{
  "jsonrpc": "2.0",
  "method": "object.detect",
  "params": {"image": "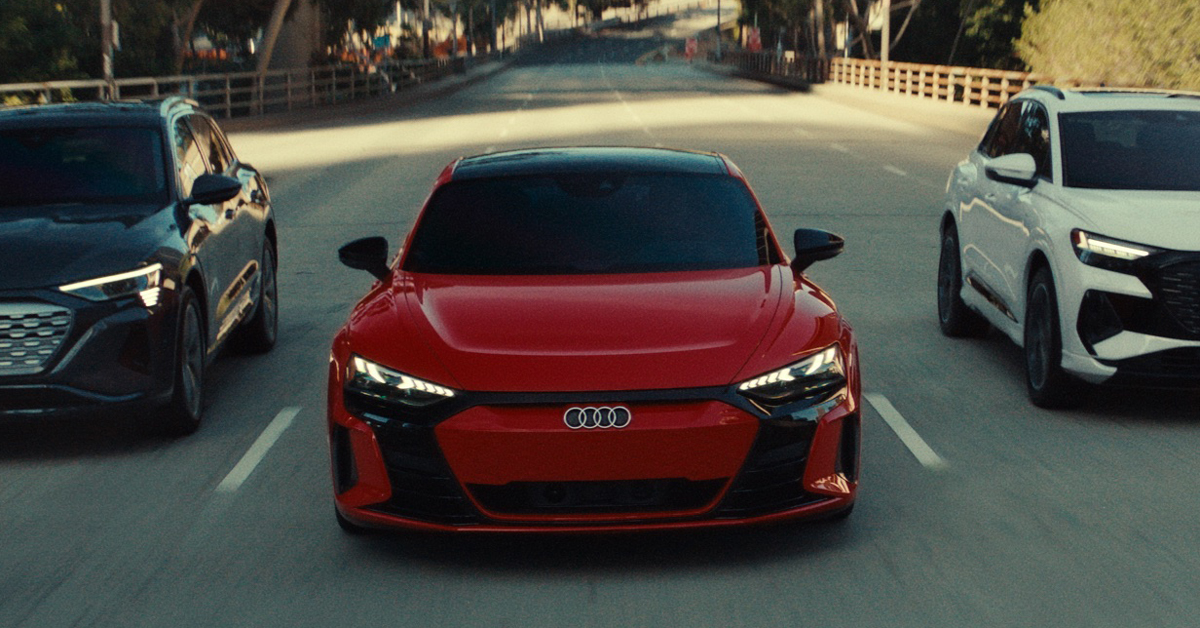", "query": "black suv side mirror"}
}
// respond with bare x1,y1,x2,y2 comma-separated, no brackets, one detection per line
339,236,391,280
184,174,242,206
791,228,844,273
